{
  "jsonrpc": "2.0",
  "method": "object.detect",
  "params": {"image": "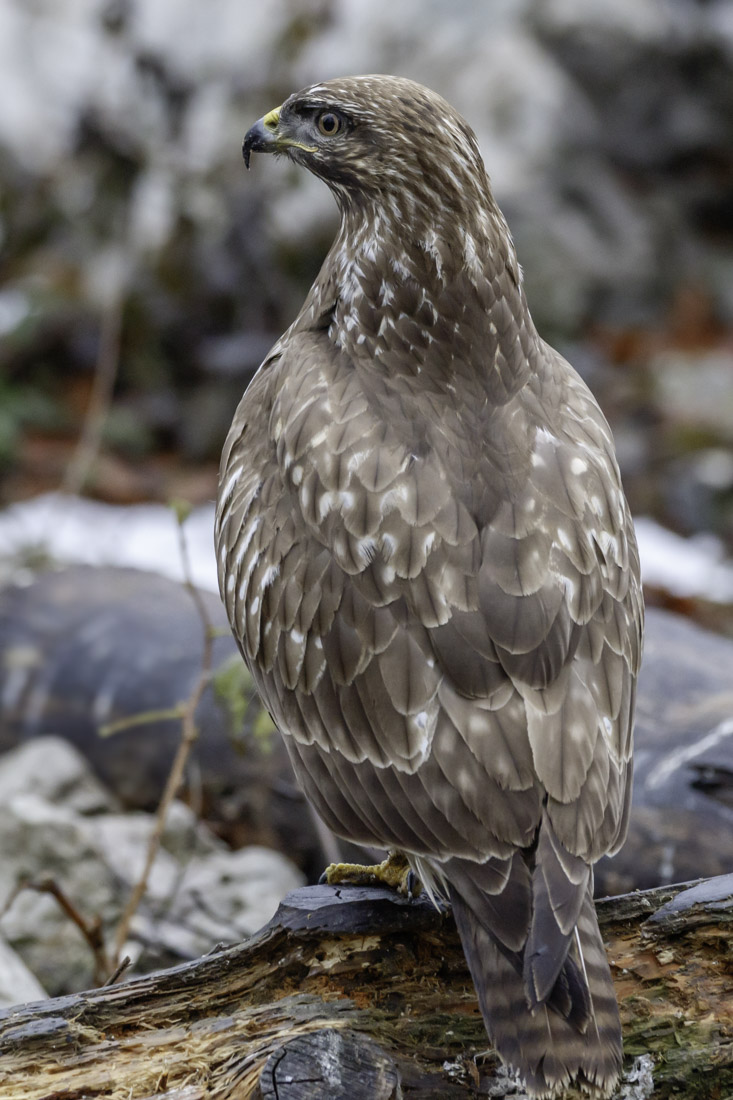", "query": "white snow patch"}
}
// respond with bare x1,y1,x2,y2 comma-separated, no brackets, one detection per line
0,493,218,592
635,515,733,602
